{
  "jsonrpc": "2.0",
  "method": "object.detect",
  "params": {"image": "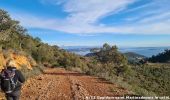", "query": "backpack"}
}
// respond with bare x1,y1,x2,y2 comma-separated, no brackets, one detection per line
1,68,17,93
